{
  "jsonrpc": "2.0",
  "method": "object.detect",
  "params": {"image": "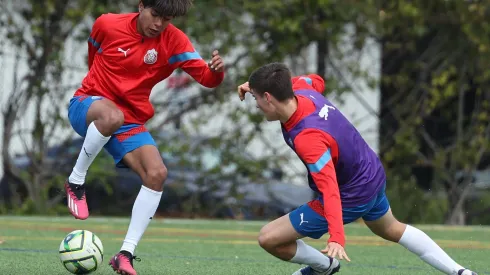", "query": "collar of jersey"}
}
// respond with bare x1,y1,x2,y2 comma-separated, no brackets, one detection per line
283,95,315,131
127,13,143,39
